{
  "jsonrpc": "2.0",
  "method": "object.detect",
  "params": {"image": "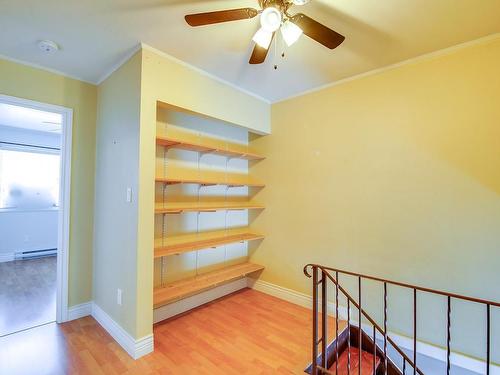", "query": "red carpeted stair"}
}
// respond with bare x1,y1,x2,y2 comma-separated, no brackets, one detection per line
329,347,381,375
